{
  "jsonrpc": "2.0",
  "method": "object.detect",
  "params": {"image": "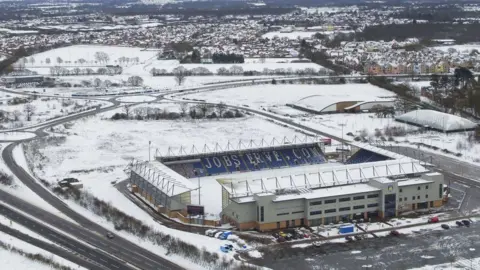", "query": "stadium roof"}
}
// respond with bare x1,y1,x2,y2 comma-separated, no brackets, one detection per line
395,109,478,132
129,160,196,197
217,159,428,198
